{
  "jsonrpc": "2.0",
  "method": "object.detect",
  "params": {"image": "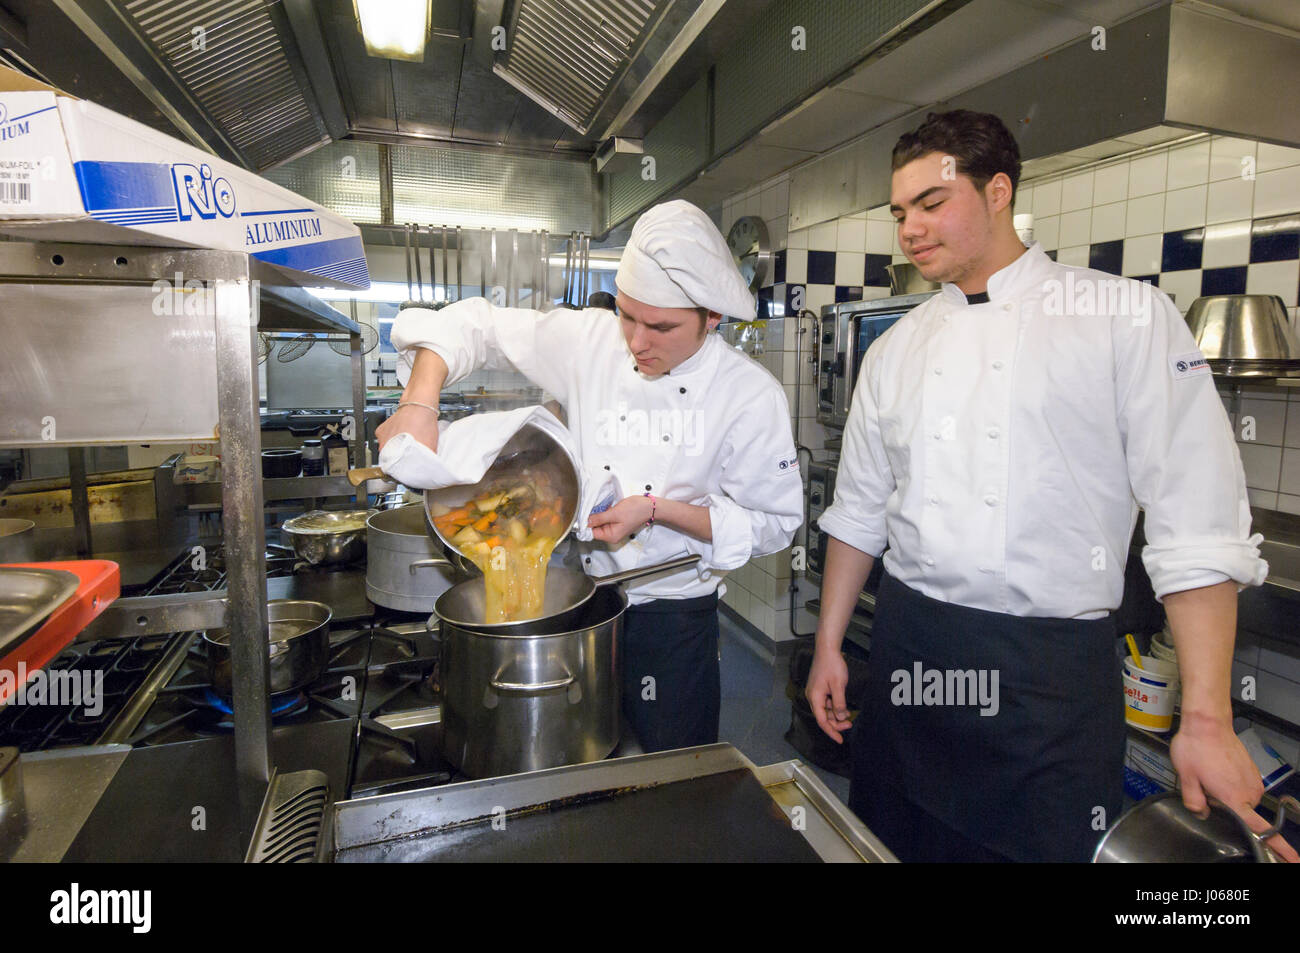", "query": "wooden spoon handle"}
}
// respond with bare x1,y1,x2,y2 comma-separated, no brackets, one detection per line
347,466,386,487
